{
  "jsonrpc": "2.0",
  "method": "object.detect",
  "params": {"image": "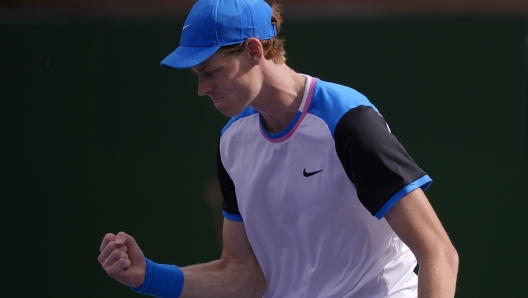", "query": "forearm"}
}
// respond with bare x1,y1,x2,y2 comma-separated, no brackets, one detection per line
417,247,459,298
170,220,264,297
180,258,265,298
